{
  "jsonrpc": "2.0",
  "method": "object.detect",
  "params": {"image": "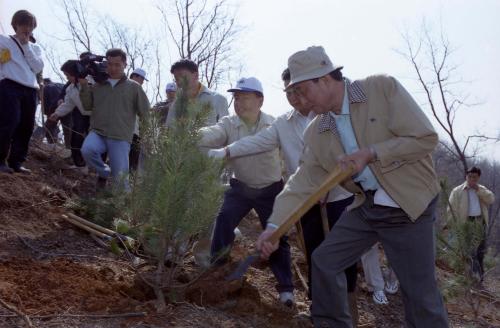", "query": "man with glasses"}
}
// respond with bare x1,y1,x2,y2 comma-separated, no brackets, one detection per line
256,46,449,327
